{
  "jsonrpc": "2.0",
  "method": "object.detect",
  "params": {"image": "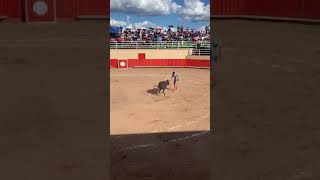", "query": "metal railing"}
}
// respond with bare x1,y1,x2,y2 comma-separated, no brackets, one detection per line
191,49,211,56
110,41,210,49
